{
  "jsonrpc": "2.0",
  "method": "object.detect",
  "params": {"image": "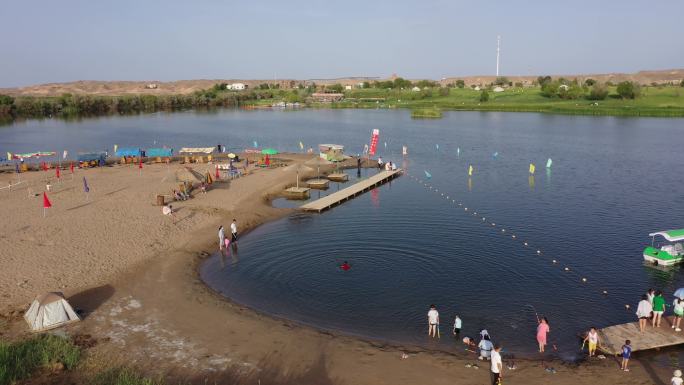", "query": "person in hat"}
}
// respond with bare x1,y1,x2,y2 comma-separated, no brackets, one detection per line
671,369,683,385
